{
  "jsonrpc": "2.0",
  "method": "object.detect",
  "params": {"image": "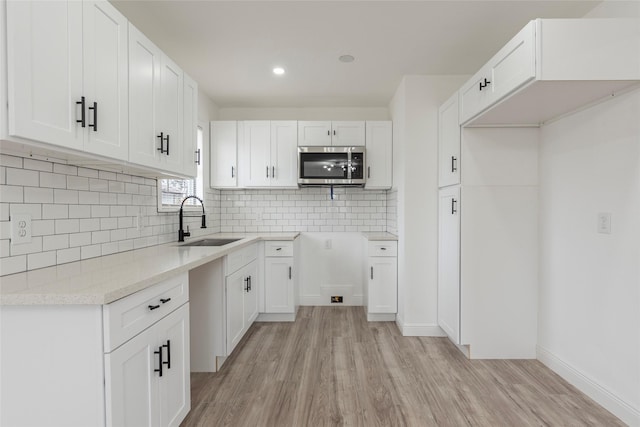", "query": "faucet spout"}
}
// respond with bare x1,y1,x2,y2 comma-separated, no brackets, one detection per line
178,195,206,242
